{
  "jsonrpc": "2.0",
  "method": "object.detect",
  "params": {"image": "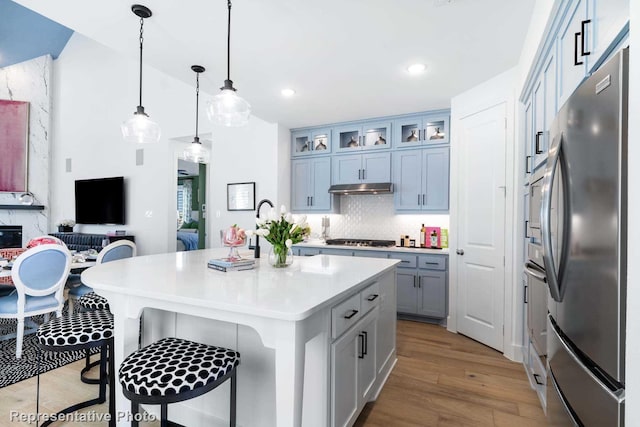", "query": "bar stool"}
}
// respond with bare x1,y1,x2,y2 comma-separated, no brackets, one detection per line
35,309,116,427
119,337,240,427
76,292,111,385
